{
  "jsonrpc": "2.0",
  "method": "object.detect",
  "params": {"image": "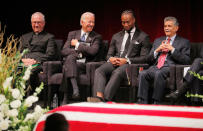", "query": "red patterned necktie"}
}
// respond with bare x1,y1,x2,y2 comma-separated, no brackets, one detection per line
157,38,171,69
